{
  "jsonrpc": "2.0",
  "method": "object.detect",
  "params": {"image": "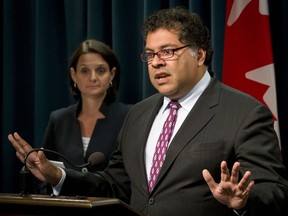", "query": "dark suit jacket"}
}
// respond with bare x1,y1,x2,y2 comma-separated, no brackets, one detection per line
61,73,288,216
43,101,132,172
